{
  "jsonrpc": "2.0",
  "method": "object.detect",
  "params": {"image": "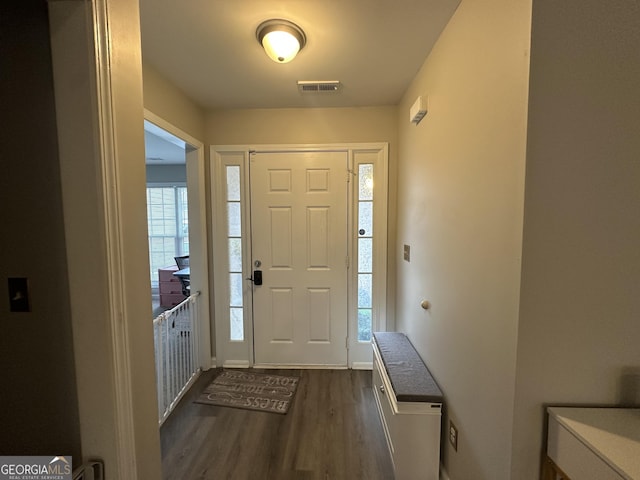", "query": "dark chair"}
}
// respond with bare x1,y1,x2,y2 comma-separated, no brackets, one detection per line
174,255,190,269
174,255,190,296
